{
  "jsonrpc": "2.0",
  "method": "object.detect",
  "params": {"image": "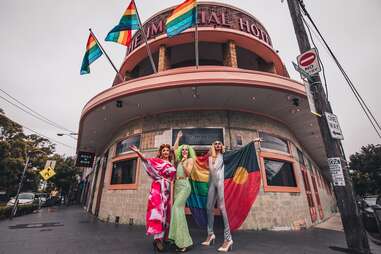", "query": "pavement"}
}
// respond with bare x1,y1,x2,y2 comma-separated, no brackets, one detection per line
0,206,380,254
